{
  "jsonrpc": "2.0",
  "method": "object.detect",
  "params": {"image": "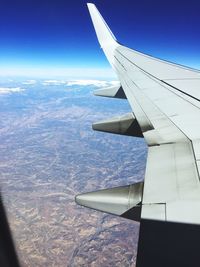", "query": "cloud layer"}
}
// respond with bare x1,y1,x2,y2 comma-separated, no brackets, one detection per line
22,80,37,85
66,80,119,87
0,87,25,94
40,79,119,87
42,80,66,86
